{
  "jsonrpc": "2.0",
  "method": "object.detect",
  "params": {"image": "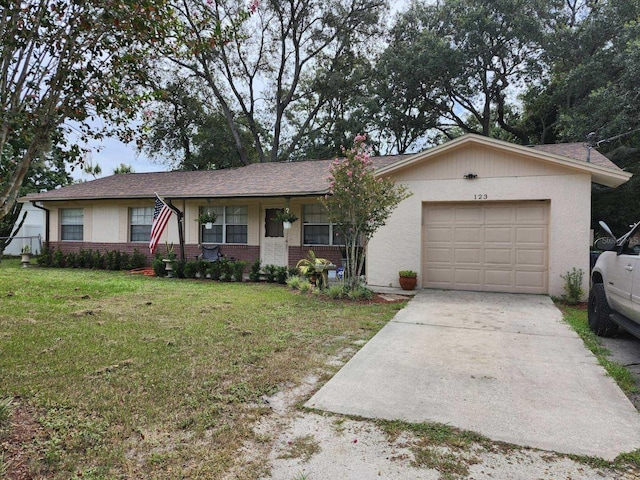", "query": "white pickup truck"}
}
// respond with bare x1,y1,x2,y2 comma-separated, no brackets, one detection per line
589,221,640,339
